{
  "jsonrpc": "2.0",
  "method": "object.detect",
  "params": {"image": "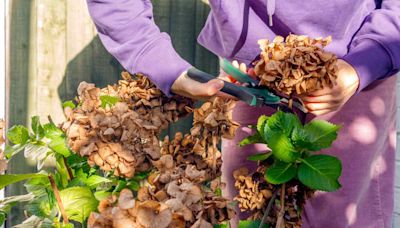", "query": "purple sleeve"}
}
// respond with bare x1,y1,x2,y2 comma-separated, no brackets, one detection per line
342,0,400,92
86,0,192,96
